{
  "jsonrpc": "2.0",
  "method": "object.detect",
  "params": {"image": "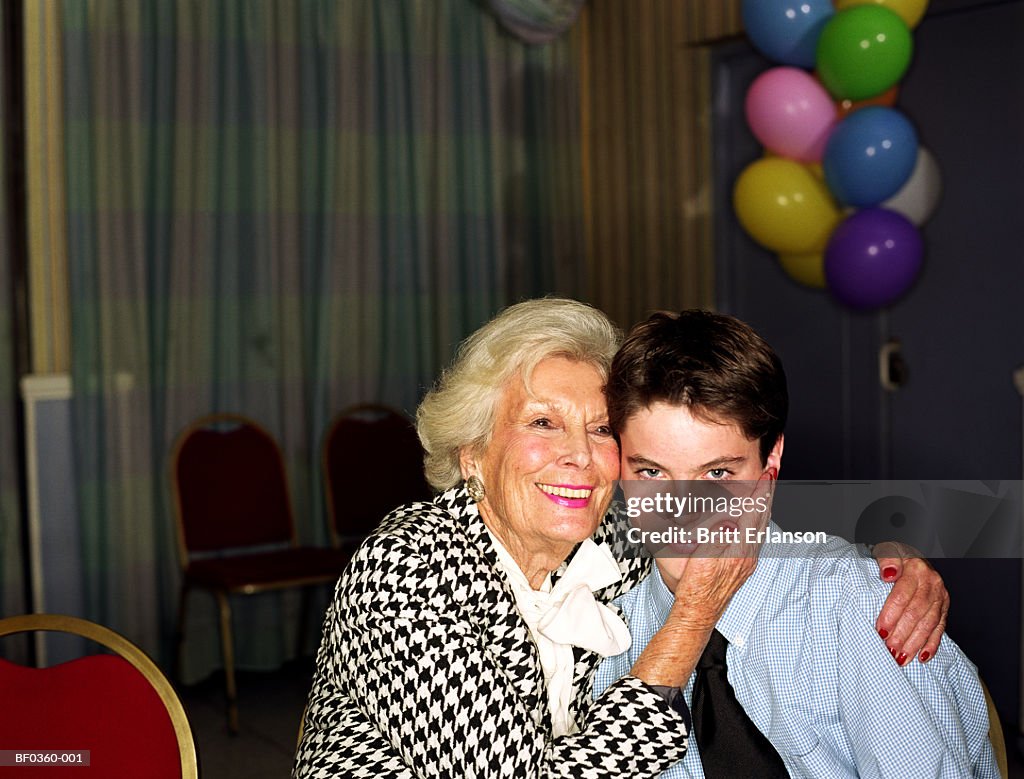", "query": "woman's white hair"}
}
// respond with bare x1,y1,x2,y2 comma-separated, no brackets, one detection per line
417,298,622,490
